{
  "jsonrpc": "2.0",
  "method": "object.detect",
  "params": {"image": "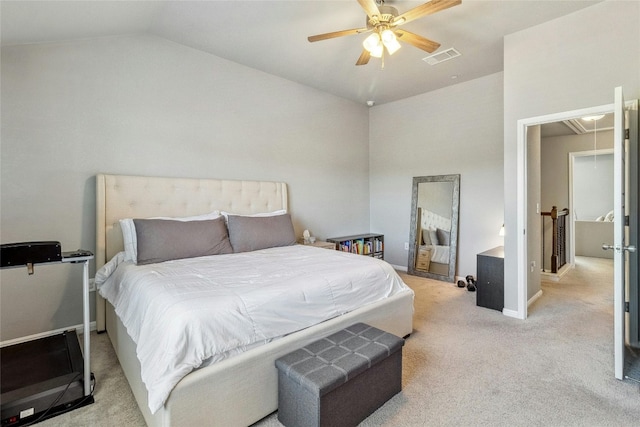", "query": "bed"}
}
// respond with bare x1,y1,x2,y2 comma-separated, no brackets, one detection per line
94,174,414,427
415,208,451,275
